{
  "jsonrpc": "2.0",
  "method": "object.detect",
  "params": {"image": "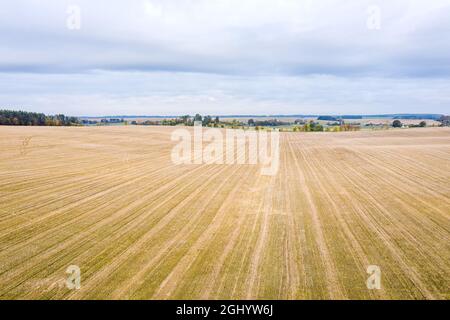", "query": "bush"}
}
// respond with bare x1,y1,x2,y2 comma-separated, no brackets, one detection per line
392,120,403,128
